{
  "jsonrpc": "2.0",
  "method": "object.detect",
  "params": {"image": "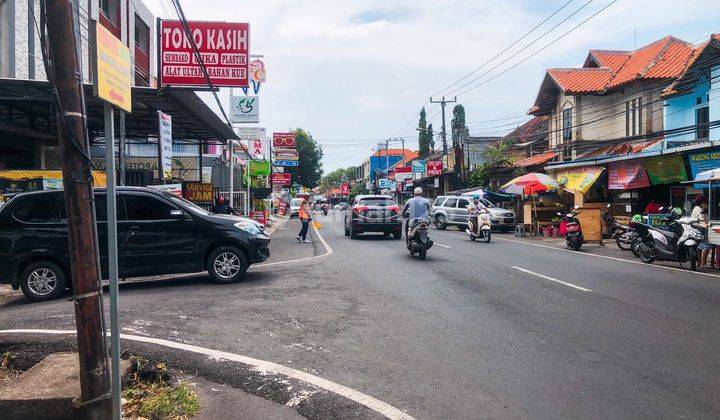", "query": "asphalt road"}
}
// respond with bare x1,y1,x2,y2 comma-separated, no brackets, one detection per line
2,210,720,419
